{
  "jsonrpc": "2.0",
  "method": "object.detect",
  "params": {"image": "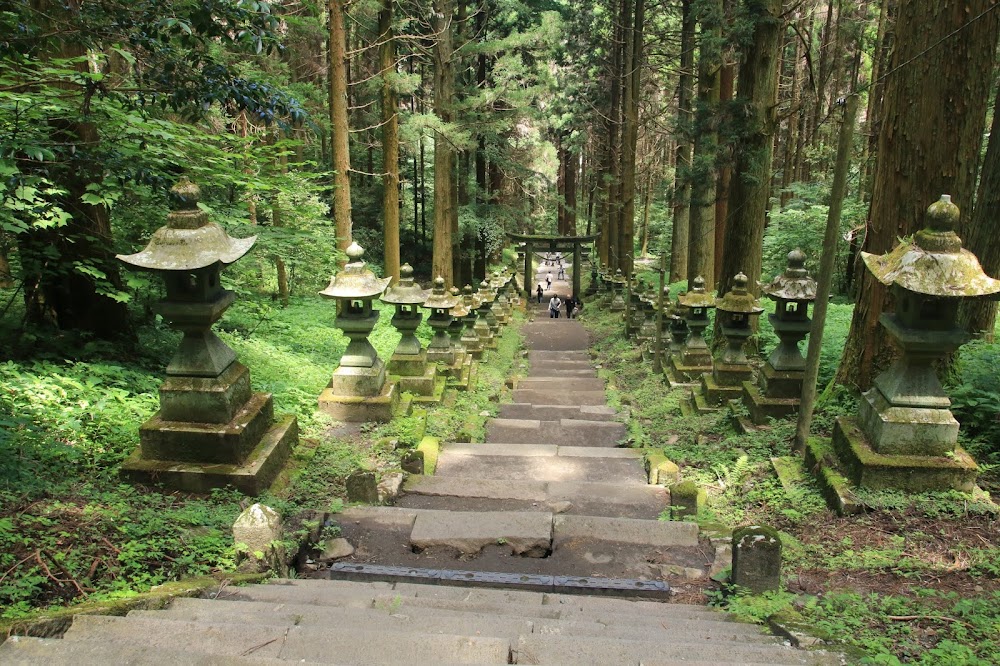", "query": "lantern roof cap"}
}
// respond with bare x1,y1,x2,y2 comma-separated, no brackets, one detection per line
678,276,716,308
319,242,391,299
763,249,817,301
462,284,481,309
381,264,429,305
117,178,255,271
423,276,460,309
862,194,1000,298
717,273,765,314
